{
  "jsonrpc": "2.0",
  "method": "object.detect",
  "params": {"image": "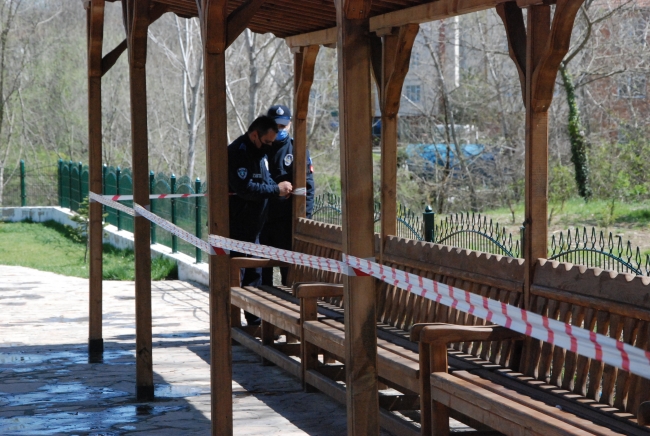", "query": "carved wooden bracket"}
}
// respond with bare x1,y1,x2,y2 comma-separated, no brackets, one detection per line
383,24,419,117
294,45,320,120
497,0,584,111
226,0,267,48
